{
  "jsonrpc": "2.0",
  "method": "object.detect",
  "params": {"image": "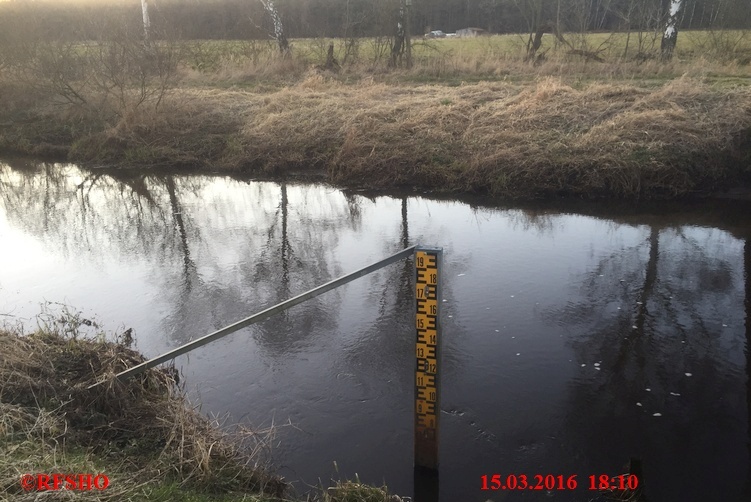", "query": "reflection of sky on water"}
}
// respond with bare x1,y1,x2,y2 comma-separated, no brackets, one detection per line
1,160,749,501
